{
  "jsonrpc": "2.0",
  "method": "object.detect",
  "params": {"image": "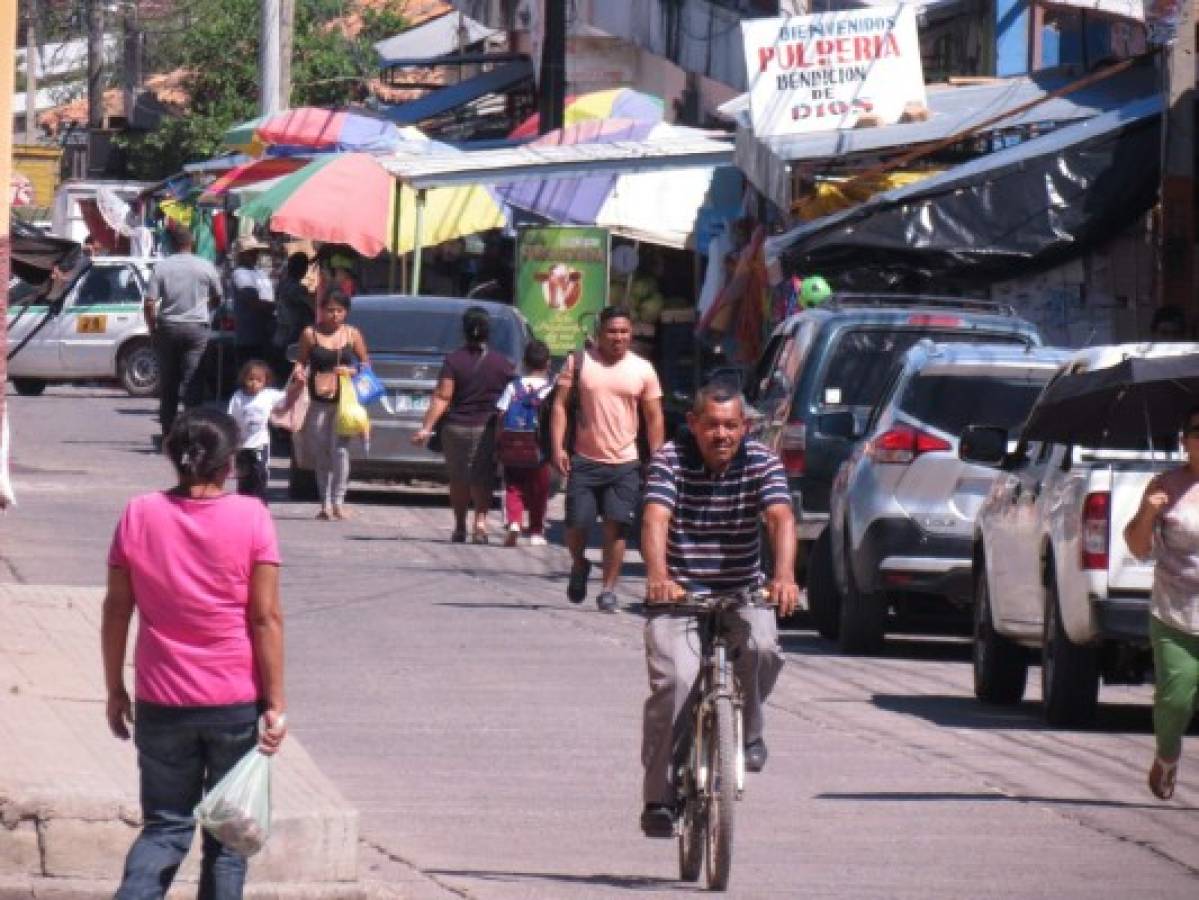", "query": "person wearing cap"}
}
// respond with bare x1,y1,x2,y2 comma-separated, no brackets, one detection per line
232,236,277,370
317,251,358,306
